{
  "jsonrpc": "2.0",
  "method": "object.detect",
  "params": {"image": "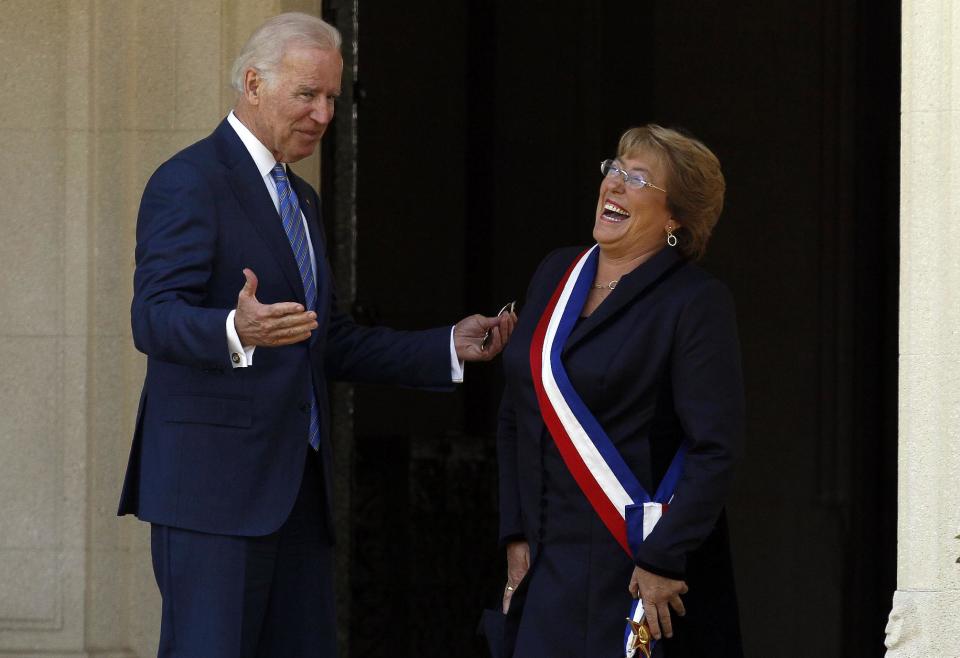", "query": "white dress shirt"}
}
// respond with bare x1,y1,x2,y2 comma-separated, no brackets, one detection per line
223,111,463,381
